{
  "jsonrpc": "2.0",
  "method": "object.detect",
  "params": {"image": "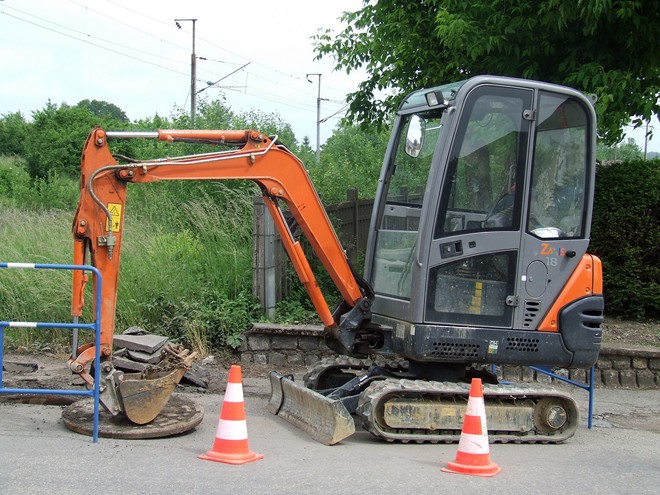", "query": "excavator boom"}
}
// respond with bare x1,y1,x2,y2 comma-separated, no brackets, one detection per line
70,127,371,422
